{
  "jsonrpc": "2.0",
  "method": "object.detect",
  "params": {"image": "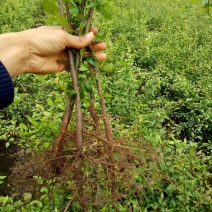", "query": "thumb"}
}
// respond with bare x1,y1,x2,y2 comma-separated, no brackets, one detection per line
63,31,94,49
